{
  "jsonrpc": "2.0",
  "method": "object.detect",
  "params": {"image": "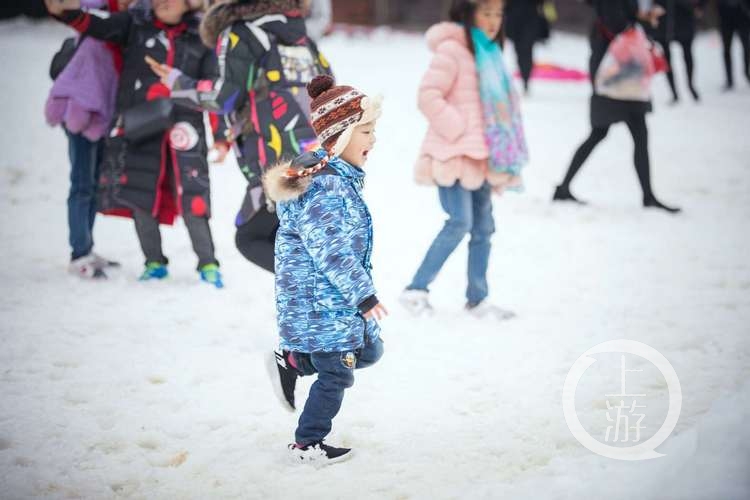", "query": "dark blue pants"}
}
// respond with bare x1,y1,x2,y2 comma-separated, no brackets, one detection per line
65,130,102,261
294,337,384,446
